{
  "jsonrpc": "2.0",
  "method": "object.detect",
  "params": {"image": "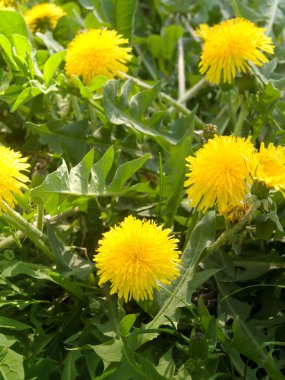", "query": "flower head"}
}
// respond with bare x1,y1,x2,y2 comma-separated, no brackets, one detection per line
0,146,30,213
65,29,132,84
25,3,66,33
94,215,180,302
0,0,25,7
198,18,274,84
252,143,285,192
185,135,254,213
